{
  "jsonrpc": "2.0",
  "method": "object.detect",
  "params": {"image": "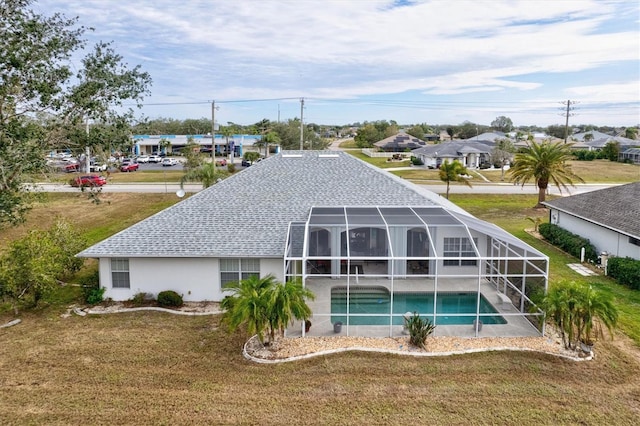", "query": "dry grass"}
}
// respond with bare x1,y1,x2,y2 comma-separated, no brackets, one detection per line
2,193,640,424
1,310,639,425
